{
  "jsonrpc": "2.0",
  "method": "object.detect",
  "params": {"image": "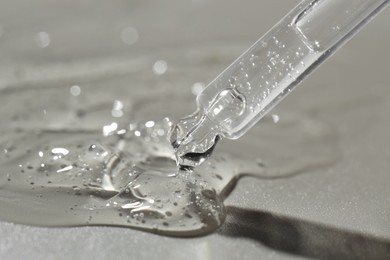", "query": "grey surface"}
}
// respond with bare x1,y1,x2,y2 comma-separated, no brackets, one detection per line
1,0,390,259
